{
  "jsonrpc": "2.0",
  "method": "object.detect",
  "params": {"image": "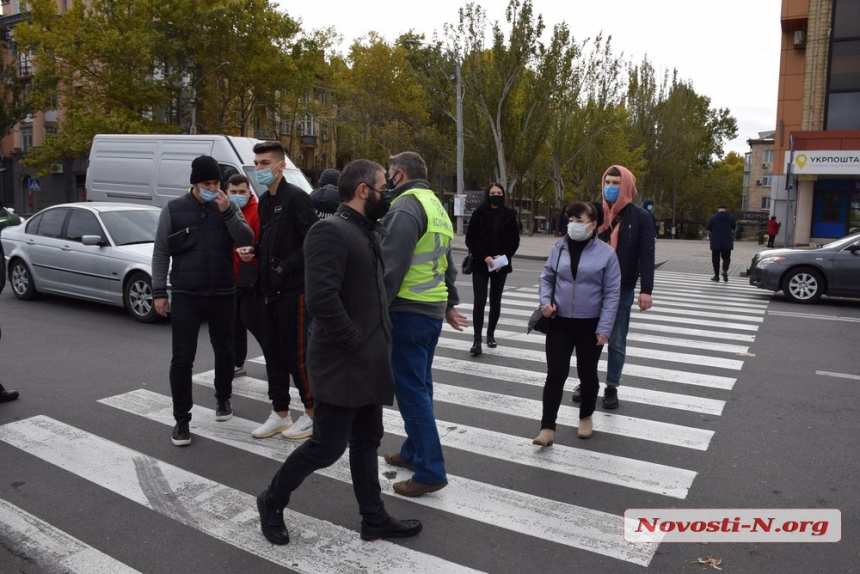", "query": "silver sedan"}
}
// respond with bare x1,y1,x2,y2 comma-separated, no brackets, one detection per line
1,203,162,322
